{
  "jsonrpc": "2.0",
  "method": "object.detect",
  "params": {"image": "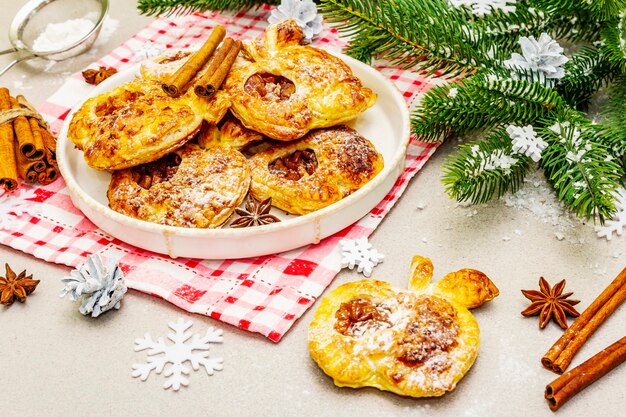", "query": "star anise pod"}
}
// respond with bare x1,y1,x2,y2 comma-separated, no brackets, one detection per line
521,277,581,329
82,66,118,85
231,196,280,228
0,263,40,305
